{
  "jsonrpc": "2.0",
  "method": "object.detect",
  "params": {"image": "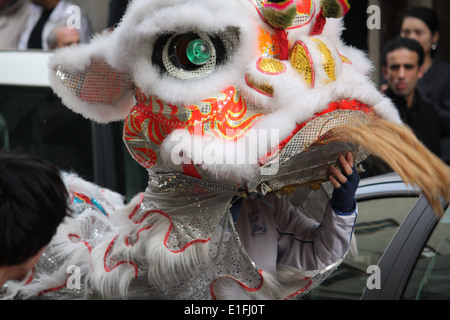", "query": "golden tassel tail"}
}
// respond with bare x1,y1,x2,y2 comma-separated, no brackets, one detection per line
330,118,450,217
